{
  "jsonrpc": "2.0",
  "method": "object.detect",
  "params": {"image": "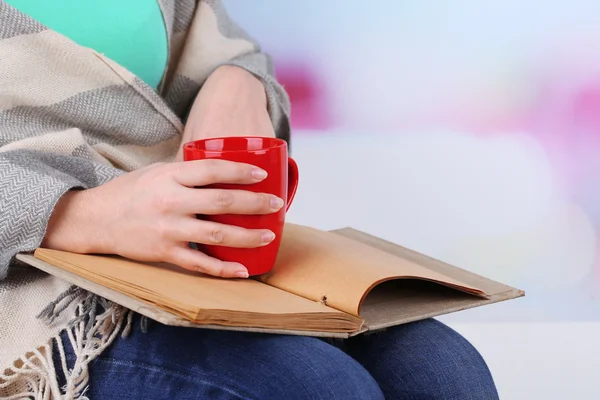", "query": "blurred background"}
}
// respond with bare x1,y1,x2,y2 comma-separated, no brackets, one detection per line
225,1,599,398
